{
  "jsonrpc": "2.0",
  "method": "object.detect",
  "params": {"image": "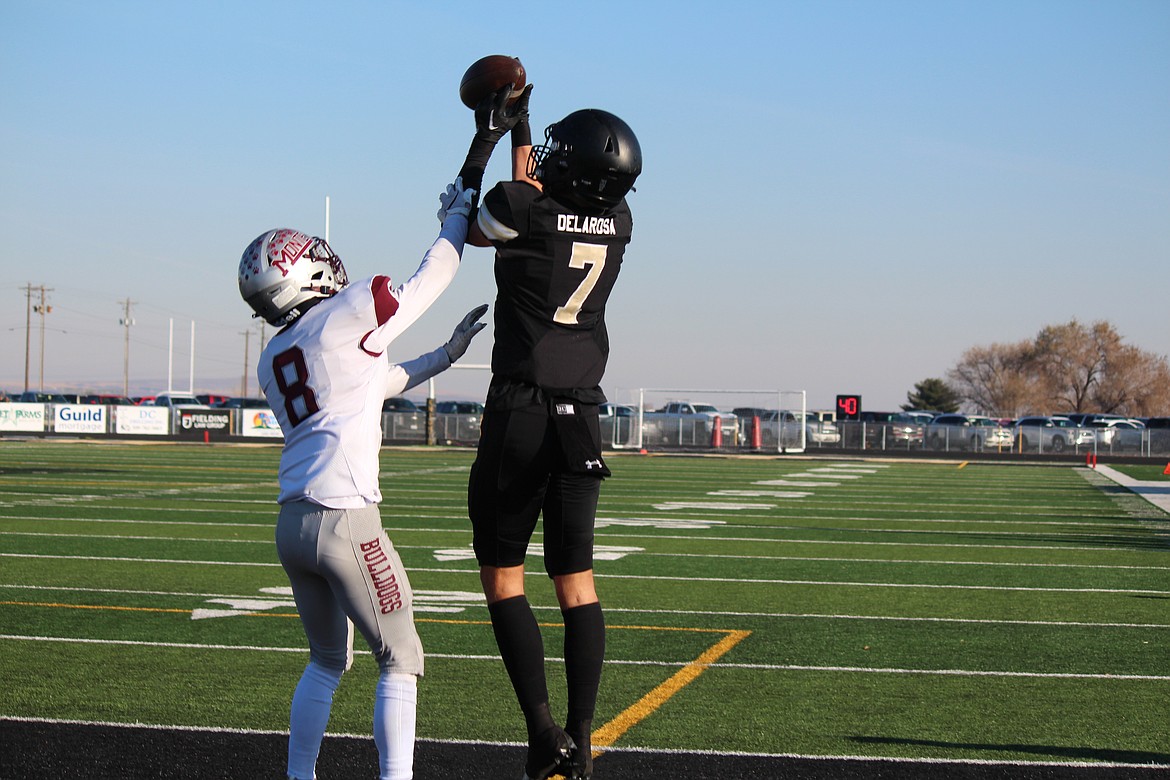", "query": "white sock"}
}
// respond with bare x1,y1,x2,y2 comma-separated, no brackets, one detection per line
287,661,343,780
374,671,418,780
